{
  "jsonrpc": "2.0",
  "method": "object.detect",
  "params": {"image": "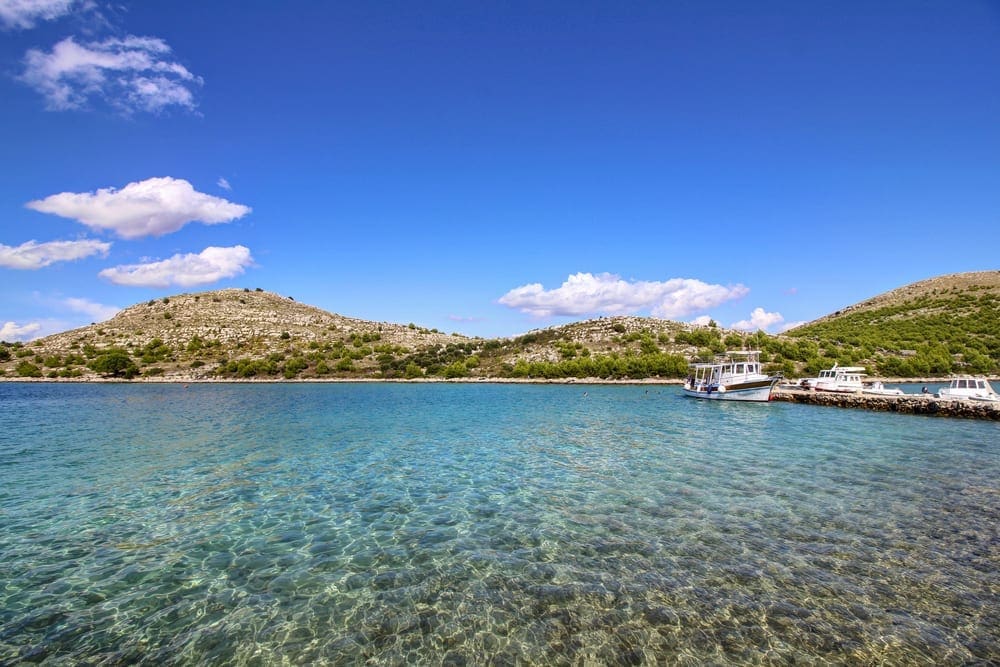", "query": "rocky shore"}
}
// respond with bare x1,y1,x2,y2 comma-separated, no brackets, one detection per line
772,387,1000,420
